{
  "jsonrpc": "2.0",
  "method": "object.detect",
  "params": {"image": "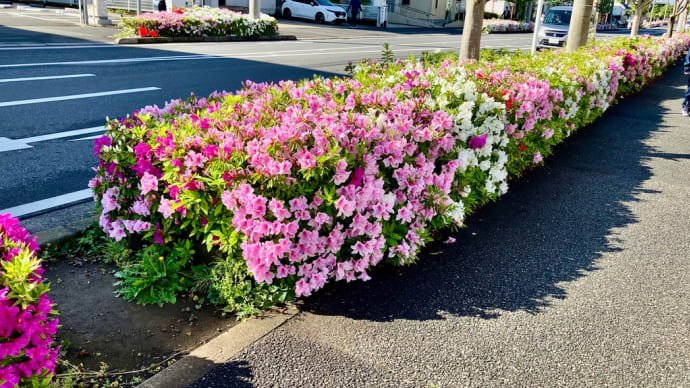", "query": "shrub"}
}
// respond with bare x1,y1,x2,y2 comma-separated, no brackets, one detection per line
118,6,278,38
90,34,690,313
483,19,534,33
0,215,59,388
